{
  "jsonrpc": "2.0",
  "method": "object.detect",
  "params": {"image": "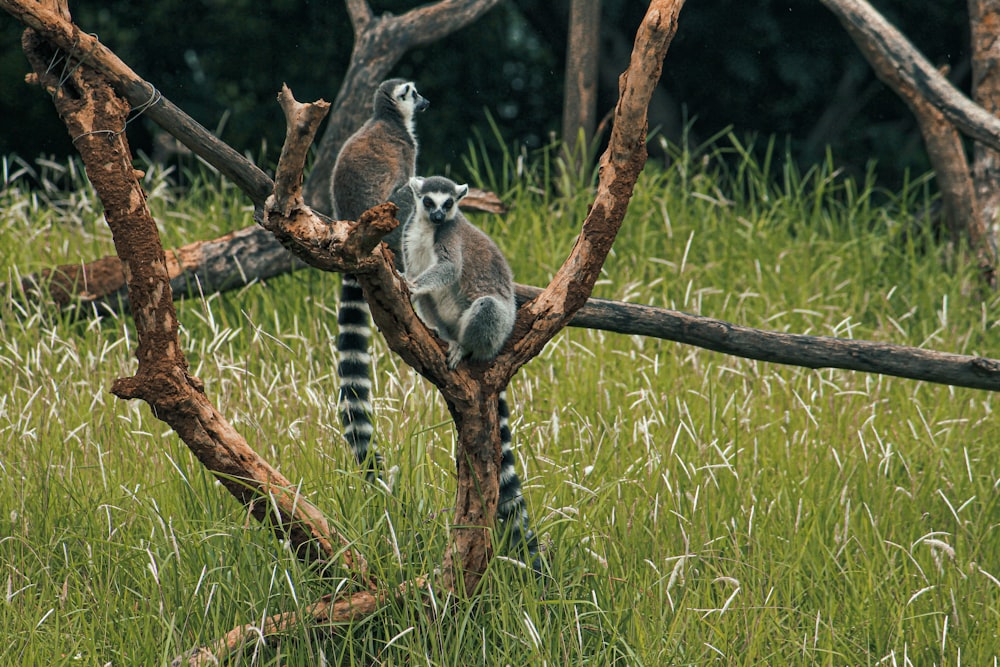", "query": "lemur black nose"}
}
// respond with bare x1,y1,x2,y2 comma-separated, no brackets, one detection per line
430,210,445,223
416,97,430,113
